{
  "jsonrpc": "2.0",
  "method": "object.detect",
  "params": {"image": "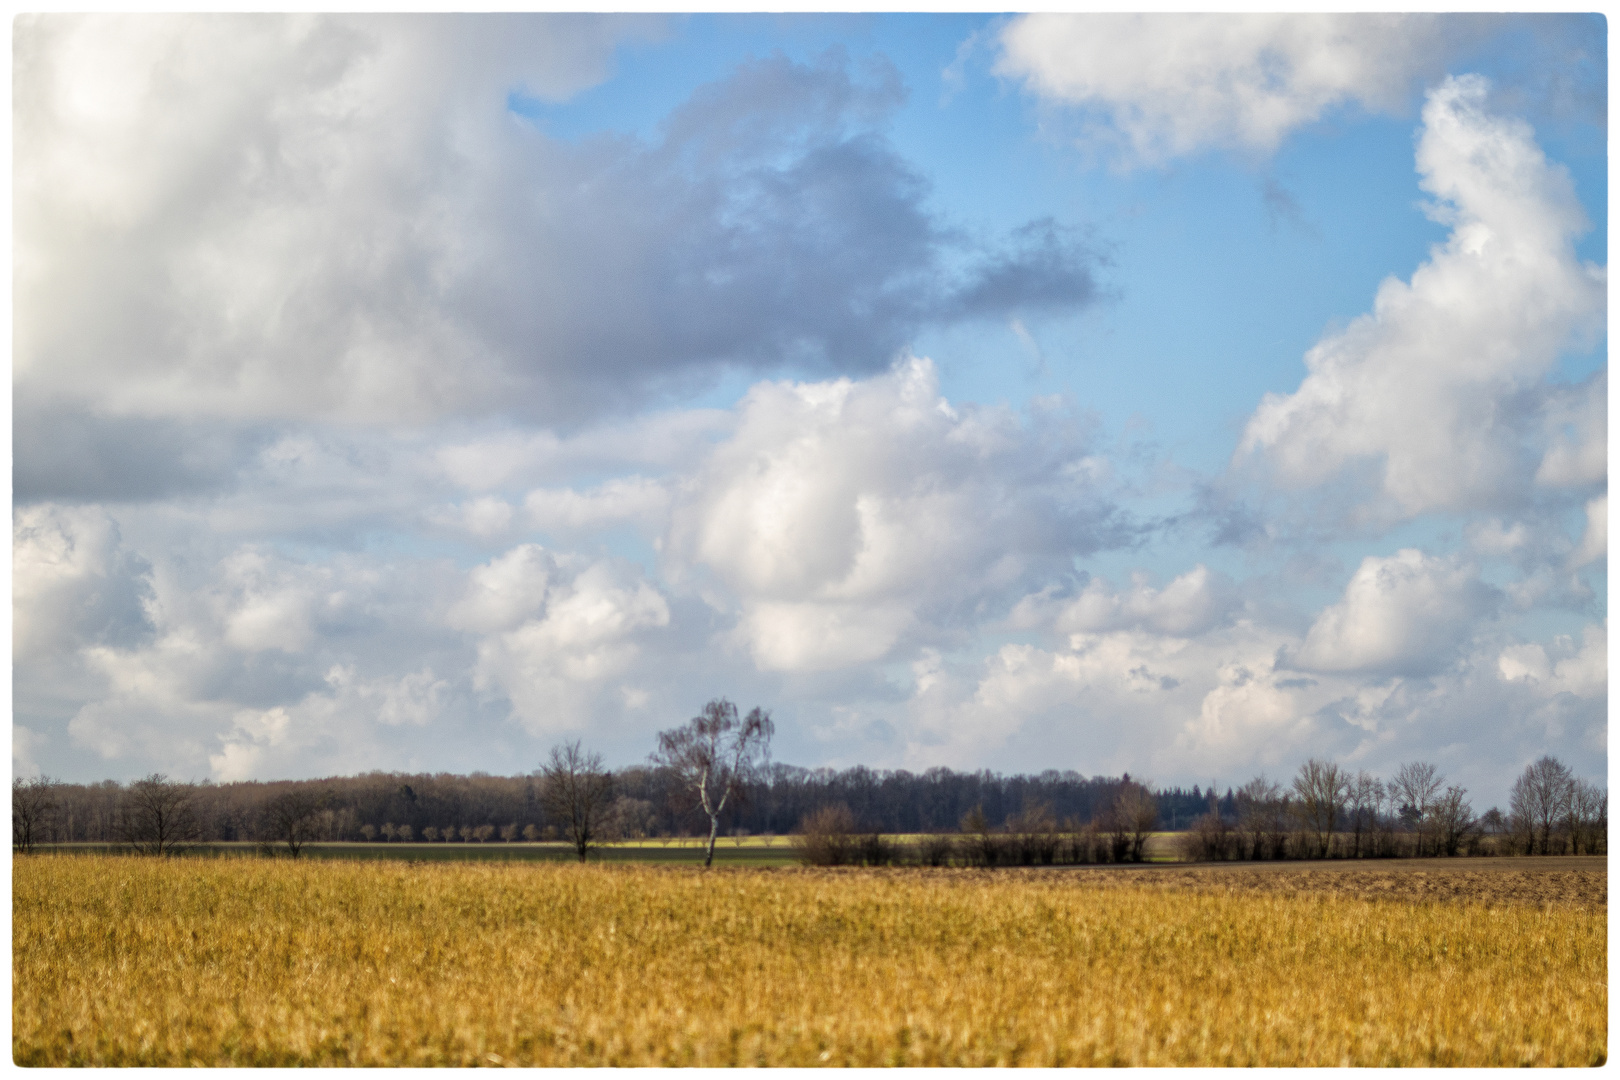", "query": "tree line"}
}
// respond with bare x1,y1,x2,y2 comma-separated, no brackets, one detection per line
12,698,1604,864
1178,755,1606,861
